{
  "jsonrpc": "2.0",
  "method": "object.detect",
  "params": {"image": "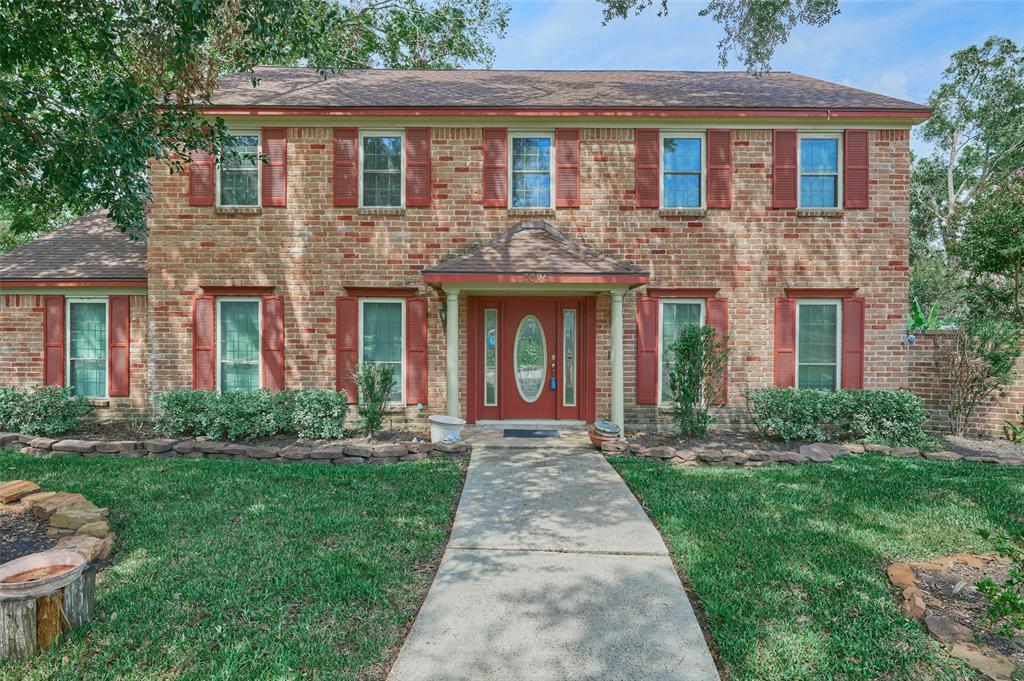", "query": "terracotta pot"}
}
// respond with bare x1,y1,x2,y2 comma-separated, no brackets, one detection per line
588,430,618,448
